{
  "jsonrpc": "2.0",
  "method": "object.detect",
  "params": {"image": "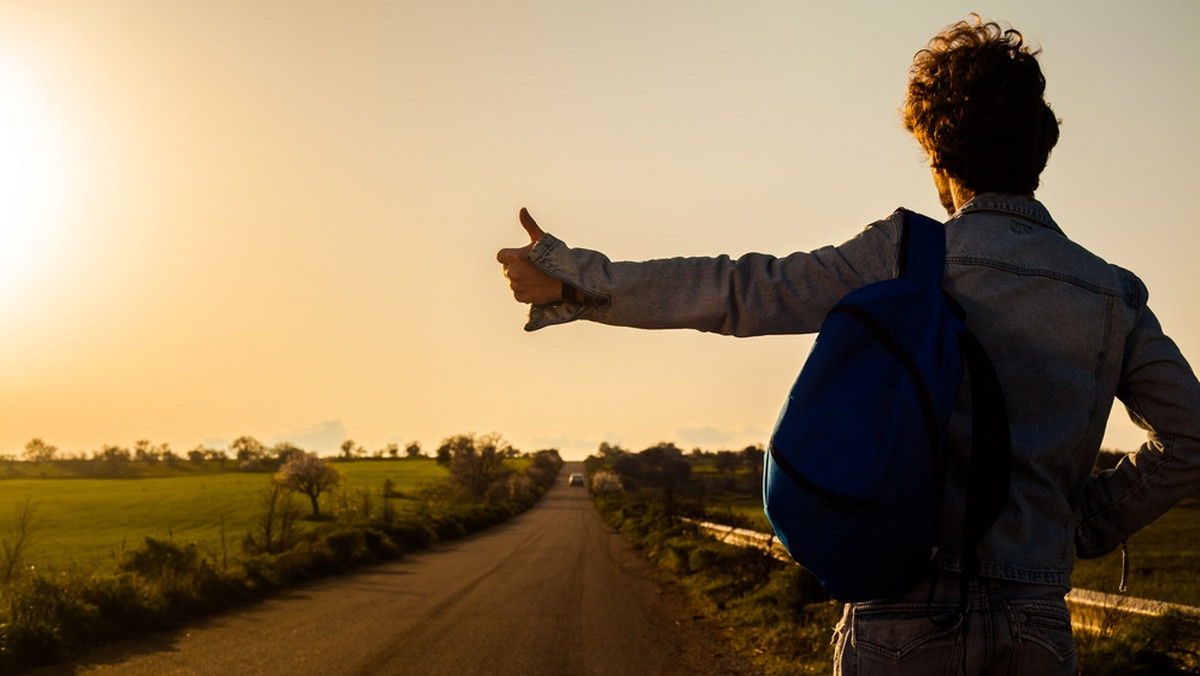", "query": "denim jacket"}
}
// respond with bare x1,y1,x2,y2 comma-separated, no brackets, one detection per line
522,194,1200,587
